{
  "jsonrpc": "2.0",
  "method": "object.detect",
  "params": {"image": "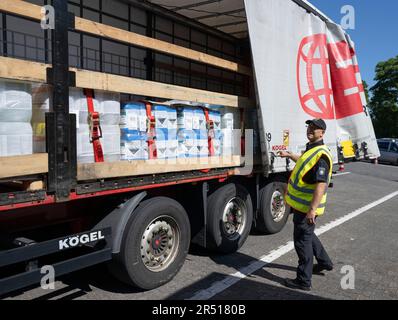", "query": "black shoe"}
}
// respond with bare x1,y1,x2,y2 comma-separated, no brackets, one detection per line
284,278,311,291
313,264,334,274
